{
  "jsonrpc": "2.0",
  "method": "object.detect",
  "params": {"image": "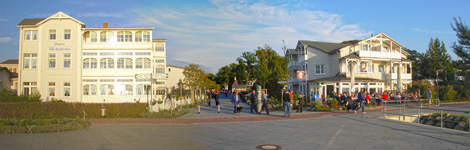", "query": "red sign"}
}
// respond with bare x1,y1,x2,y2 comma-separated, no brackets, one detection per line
297,71,305,79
